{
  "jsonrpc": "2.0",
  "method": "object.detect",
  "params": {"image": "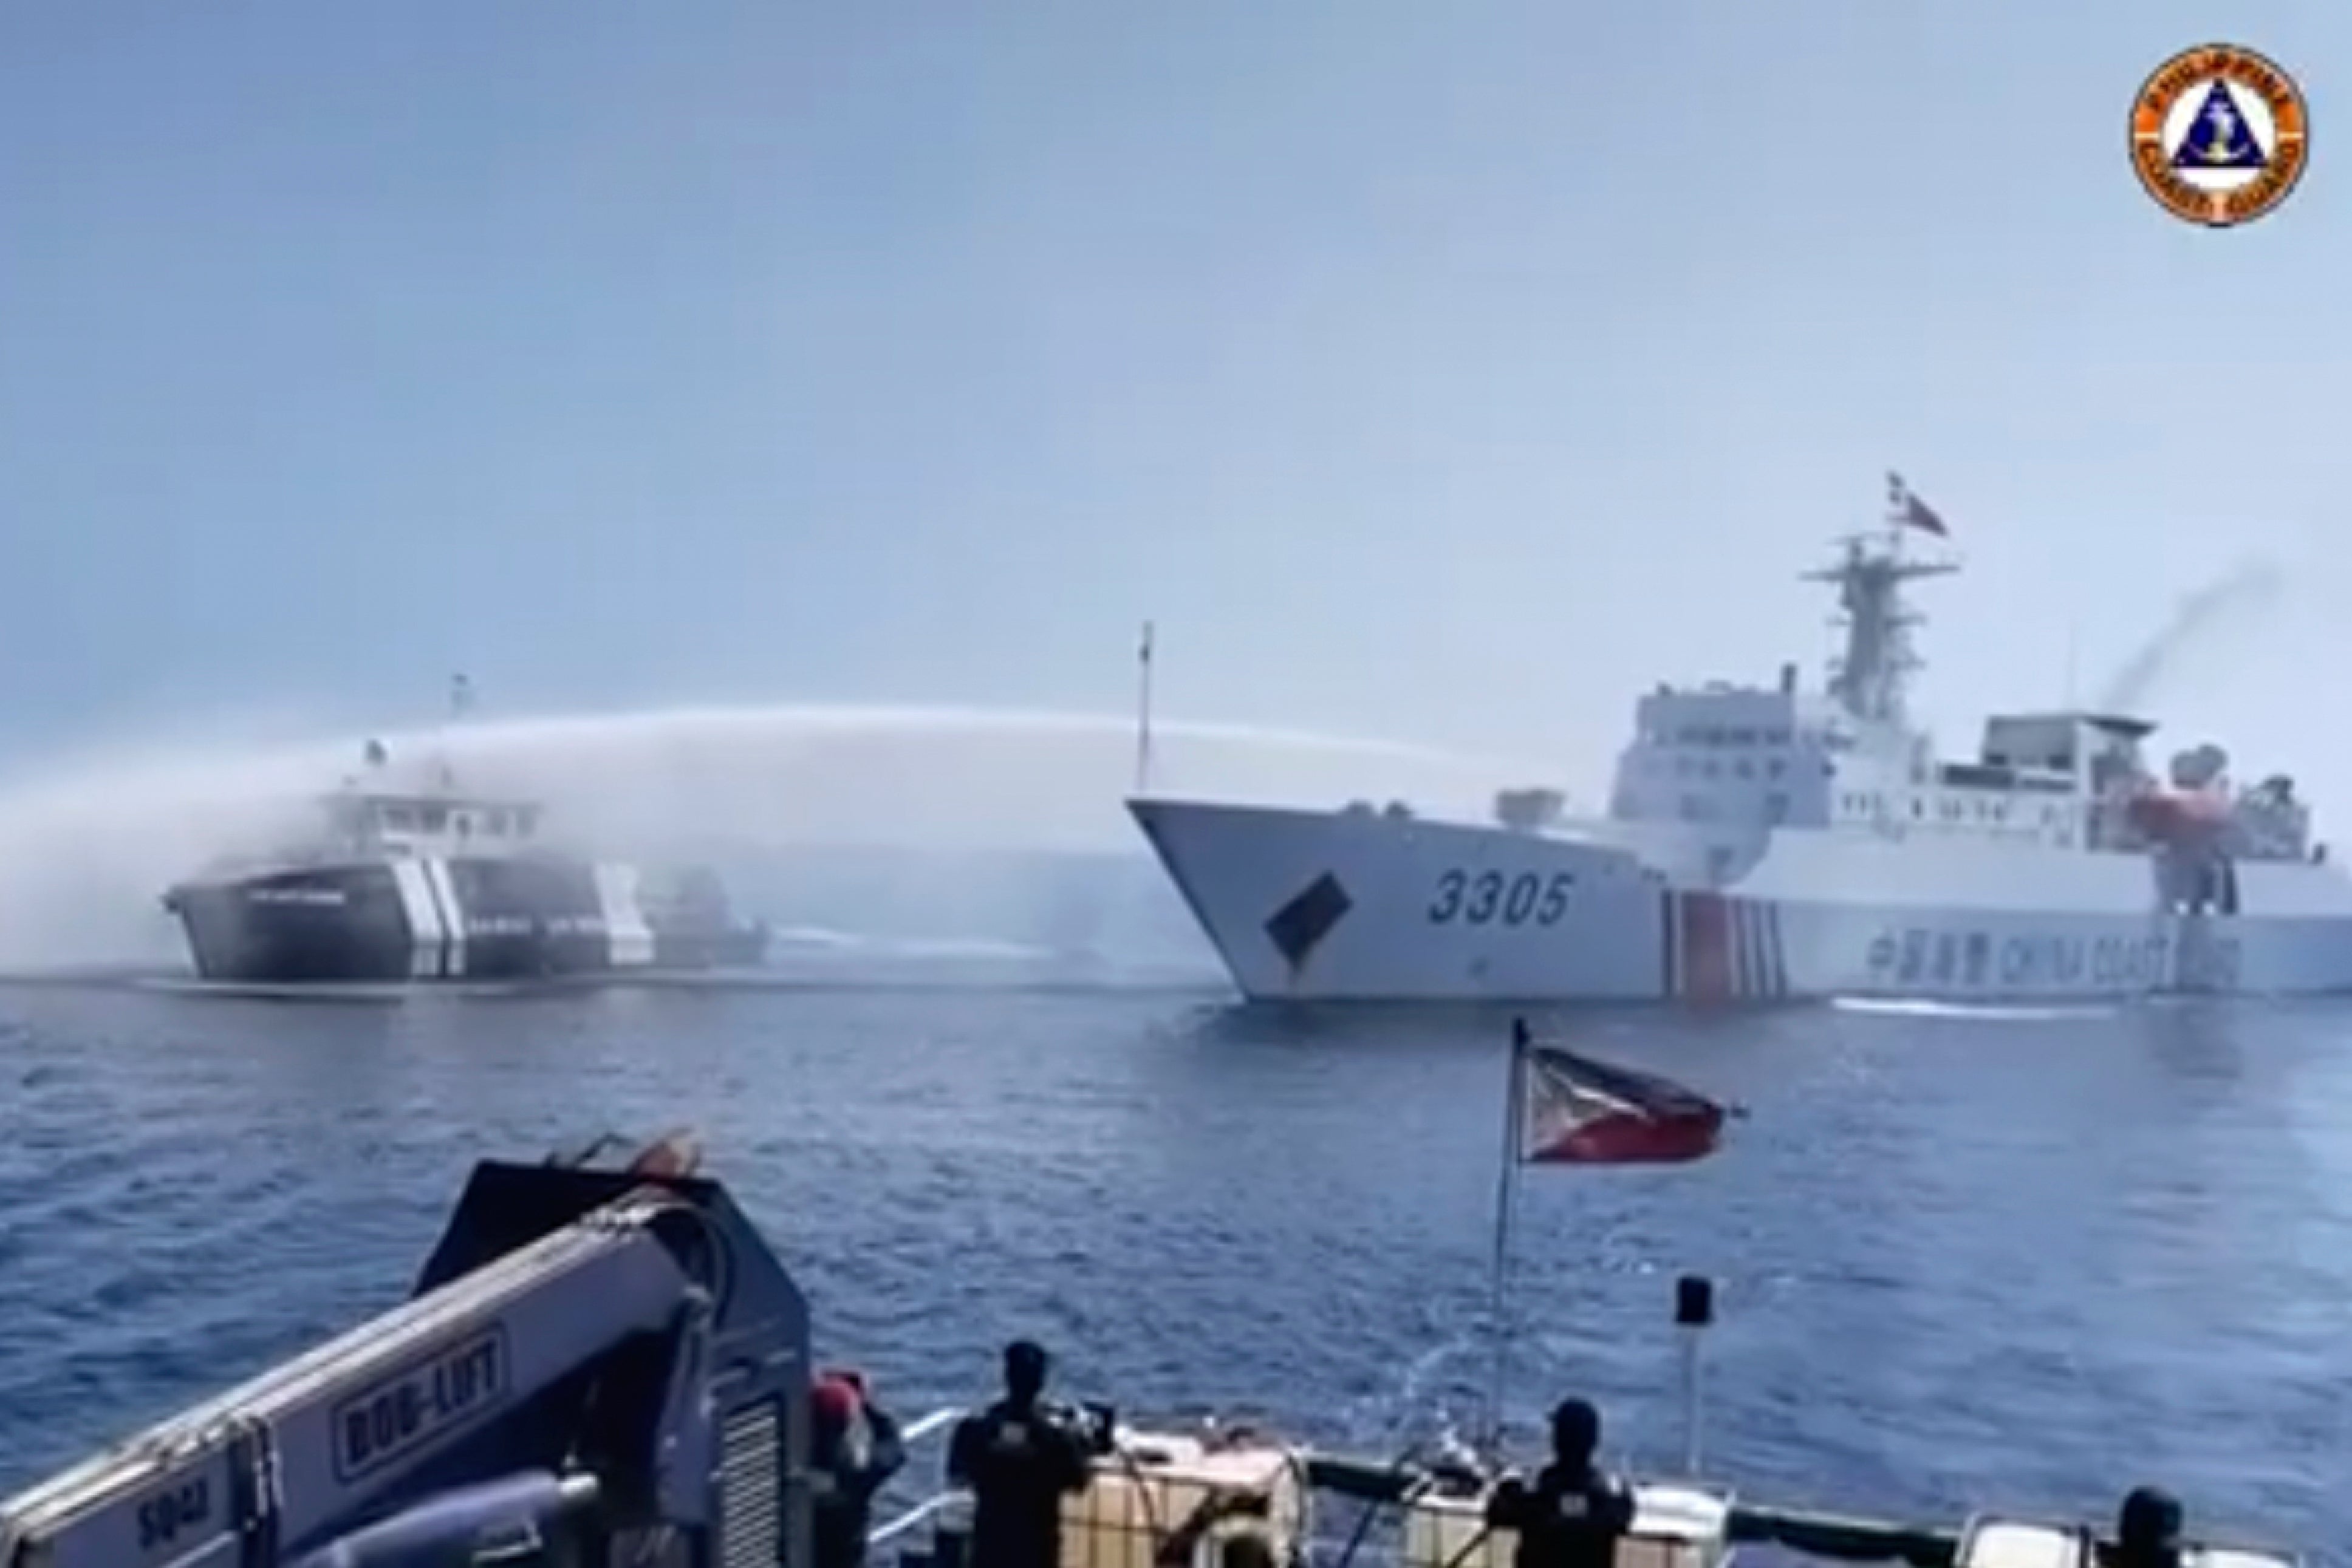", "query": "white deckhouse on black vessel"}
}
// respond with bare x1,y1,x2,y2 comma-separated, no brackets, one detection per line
162,729,769,986
1131,477,2351,1003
